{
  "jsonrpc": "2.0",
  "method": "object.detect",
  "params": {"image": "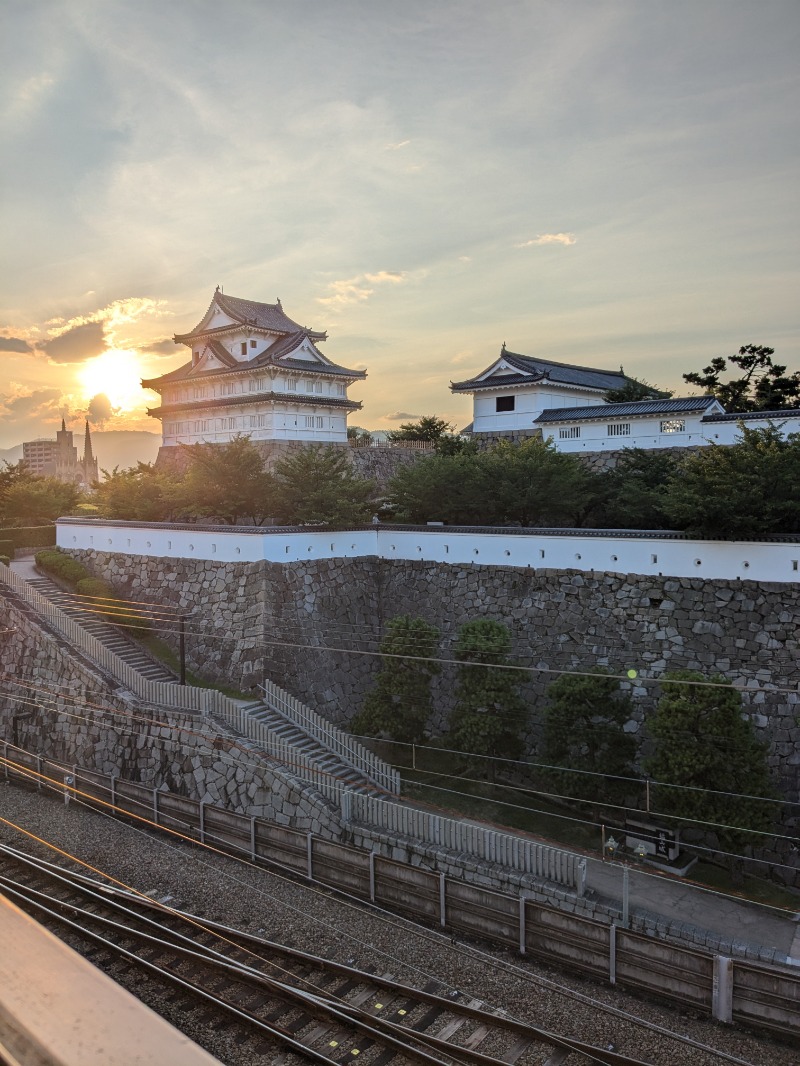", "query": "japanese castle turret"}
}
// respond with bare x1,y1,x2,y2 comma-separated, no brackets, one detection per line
143,289,366,448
